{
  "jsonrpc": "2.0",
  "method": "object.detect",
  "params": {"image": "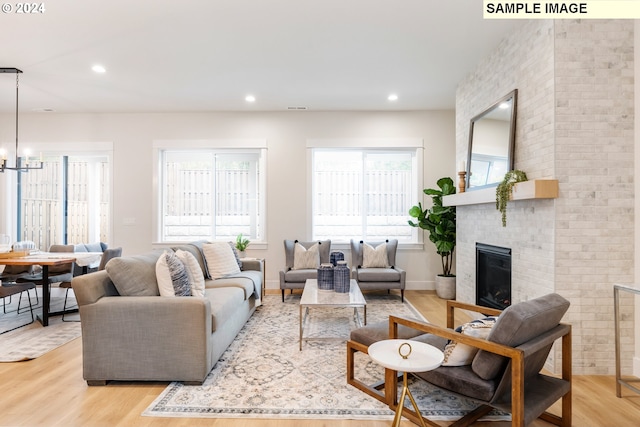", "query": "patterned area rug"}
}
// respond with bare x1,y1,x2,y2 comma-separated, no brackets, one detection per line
0,292,81,362
143,294,510,421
